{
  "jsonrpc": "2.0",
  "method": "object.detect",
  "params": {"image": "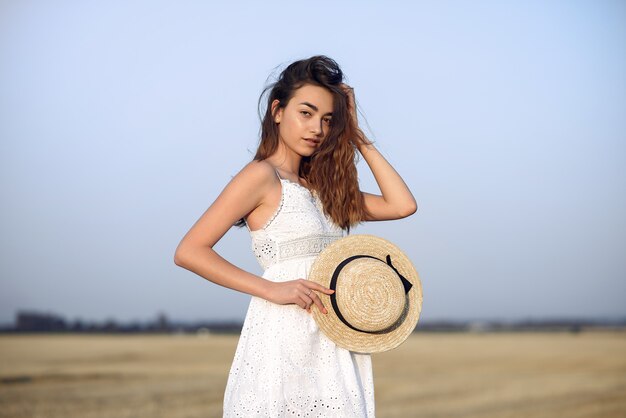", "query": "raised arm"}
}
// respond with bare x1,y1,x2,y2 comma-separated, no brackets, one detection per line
358,142,418,221
340,83,418,221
